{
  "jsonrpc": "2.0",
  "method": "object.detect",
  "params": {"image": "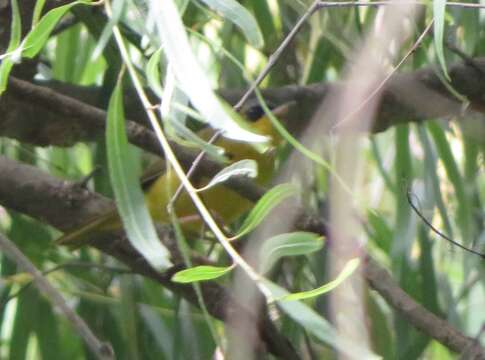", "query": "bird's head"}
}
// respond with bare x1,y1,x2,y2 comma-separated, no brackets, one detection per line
241,100,294,146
